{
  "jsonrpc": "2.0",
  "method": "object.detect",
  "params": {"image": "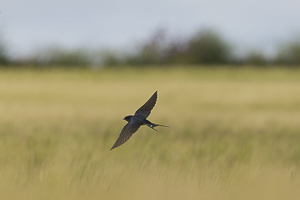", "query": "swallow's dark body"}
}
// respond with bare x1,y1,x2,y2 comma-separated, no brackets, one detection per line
110,91,168,150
